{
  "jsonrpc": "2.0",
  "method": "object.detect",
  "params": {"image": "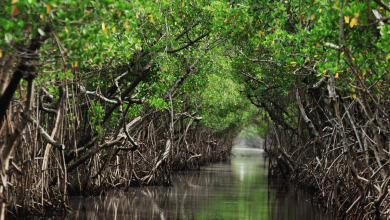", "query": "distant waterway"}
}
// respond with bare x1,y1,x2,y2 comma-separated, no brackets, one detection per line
62,146,326,220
